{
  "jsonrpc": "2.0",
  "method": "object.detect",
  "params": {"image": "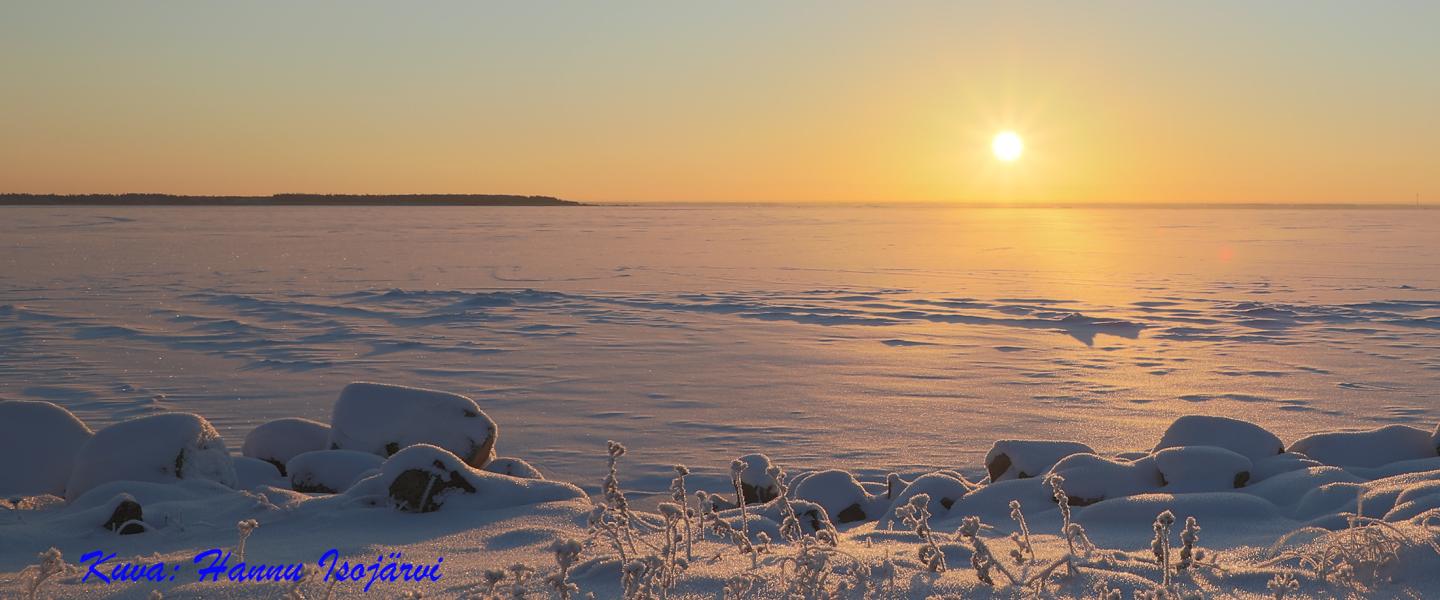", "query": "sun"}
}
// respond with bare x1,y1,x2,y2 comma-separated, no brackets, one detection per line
992,131,1023,162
